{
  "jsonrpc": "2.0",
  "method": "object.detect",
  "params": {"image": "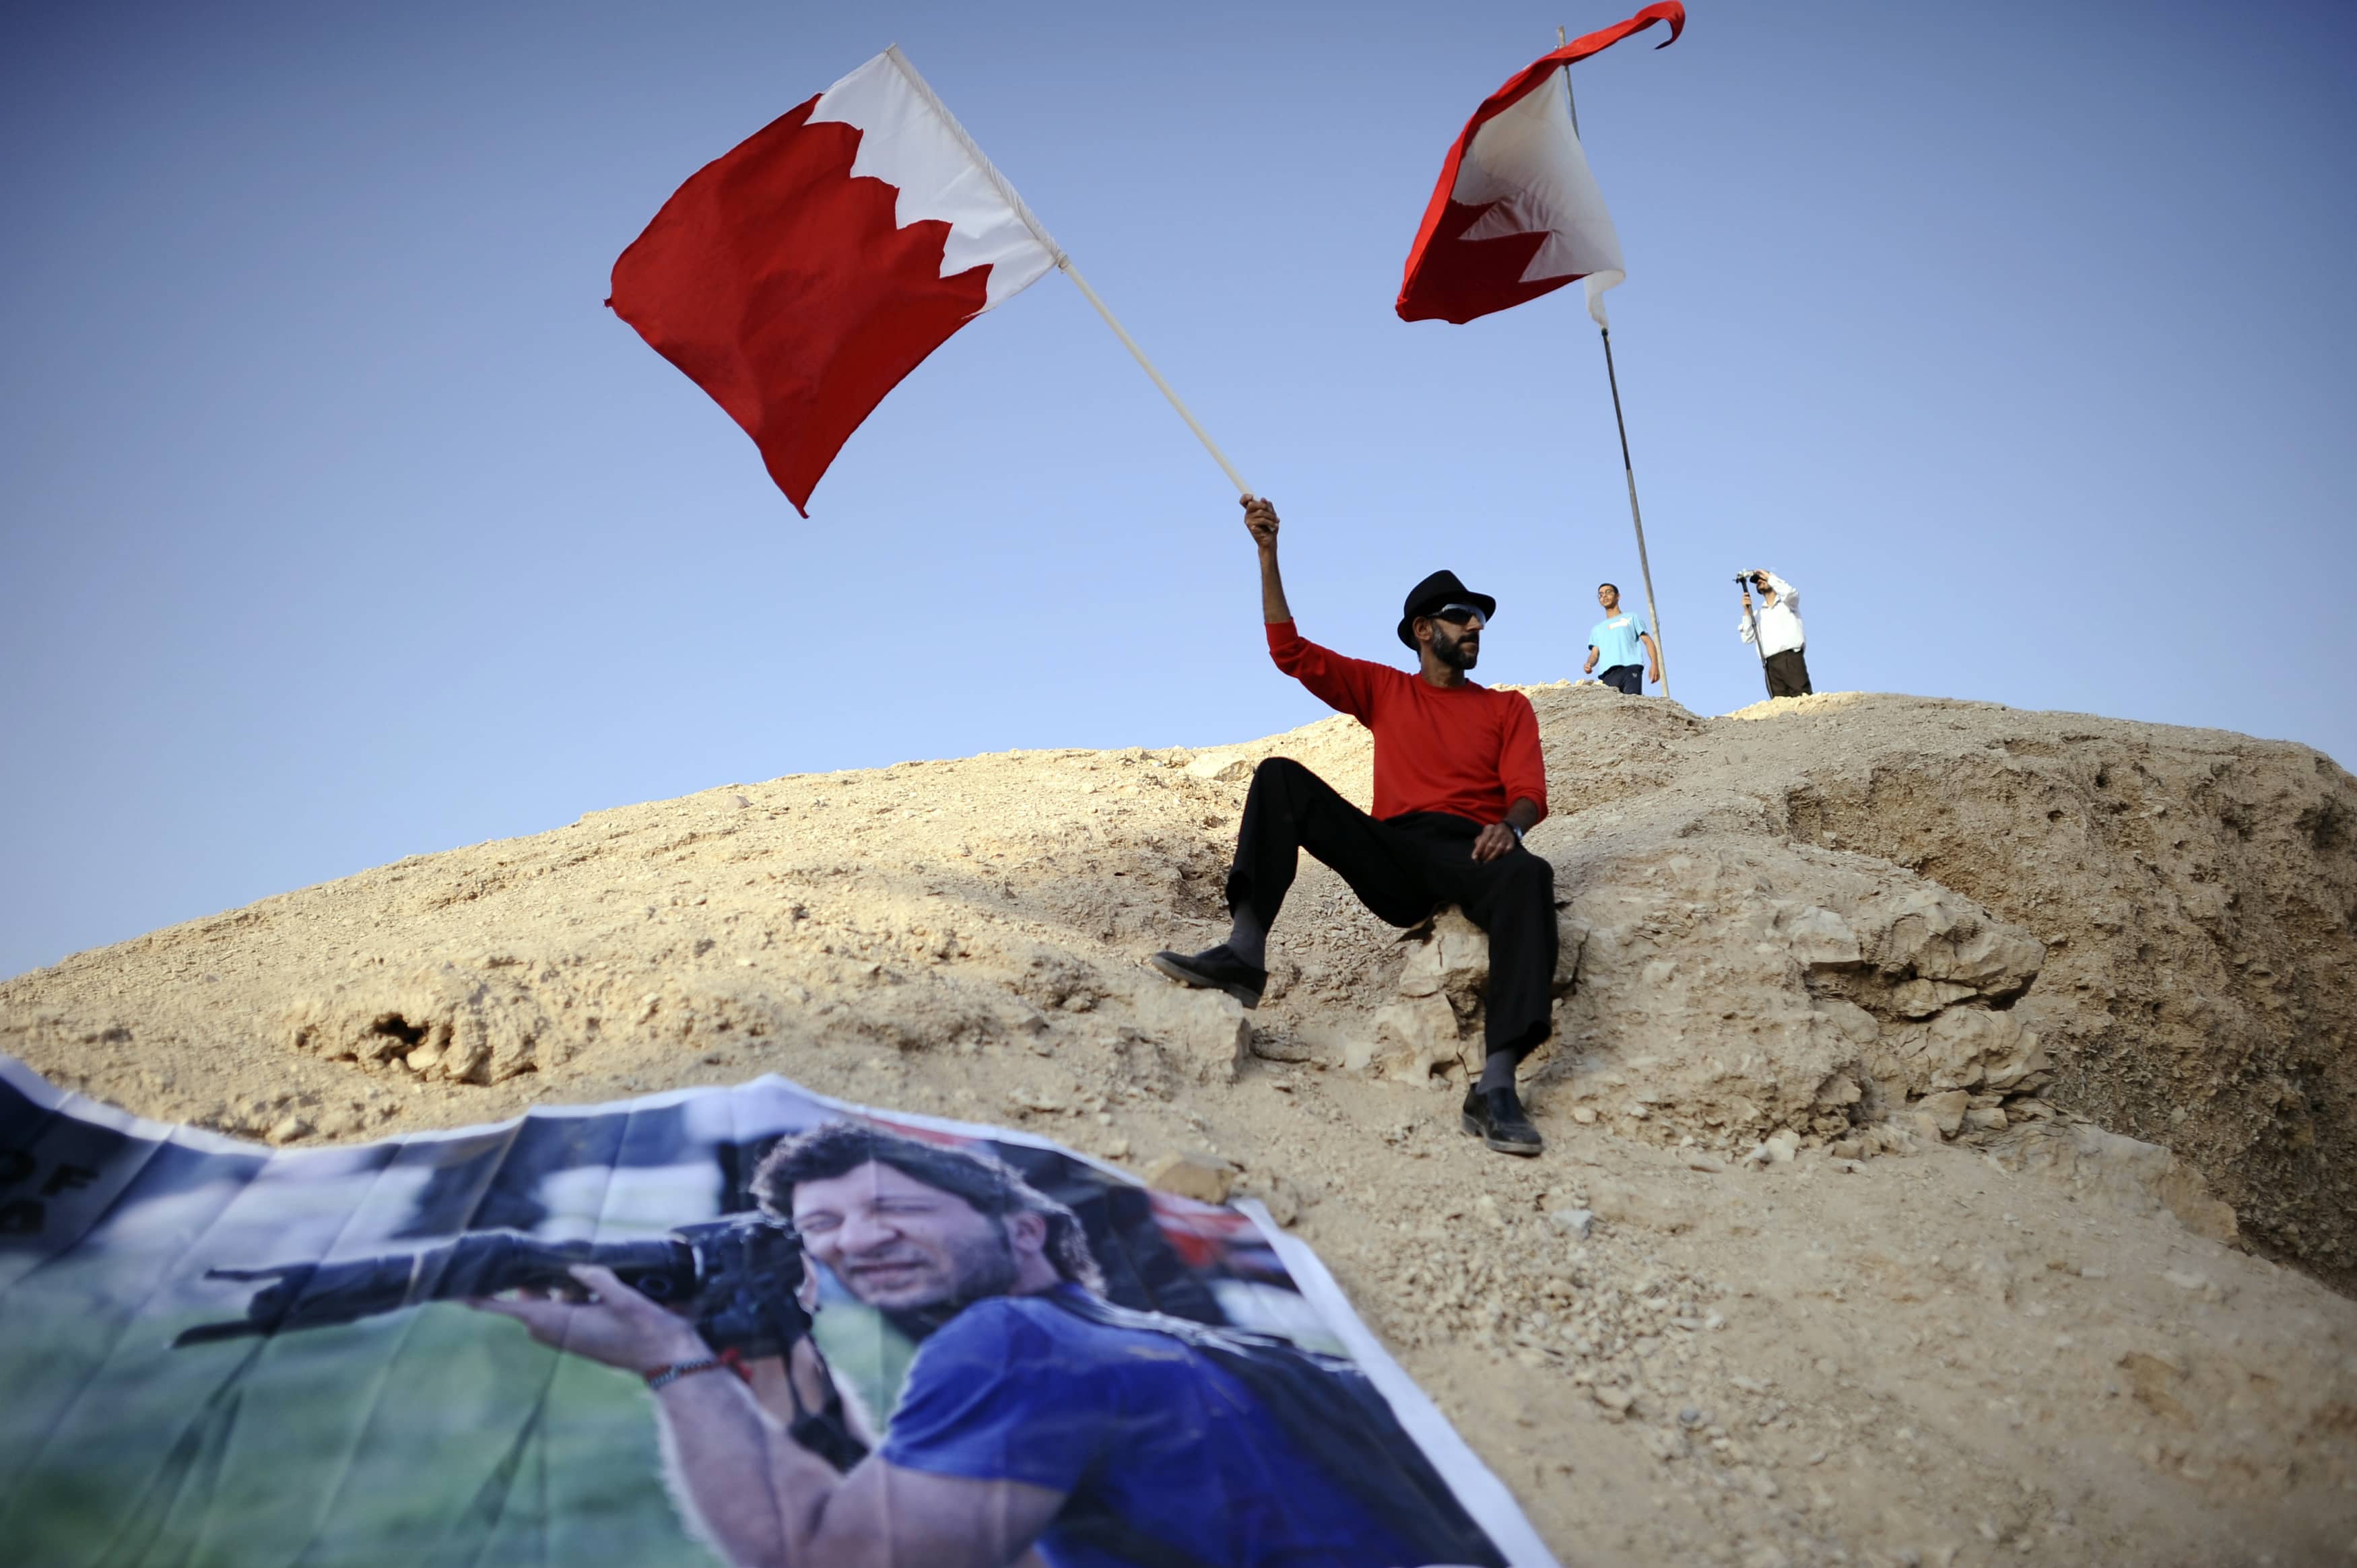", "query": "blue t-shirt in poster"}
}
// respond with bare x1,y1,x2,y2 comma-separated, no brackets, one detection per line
1588,611,1649,671
879,1287,1426,1568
